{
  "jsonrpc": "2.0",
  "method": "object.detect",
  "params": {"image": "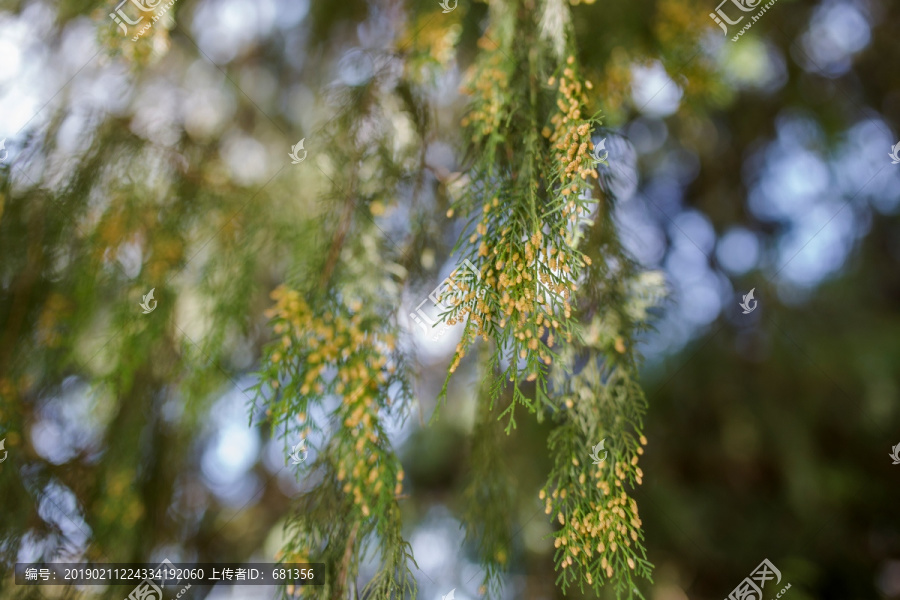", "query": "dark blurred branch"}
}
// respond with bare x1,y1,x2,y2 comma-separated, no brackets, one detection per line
319,174,358,292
